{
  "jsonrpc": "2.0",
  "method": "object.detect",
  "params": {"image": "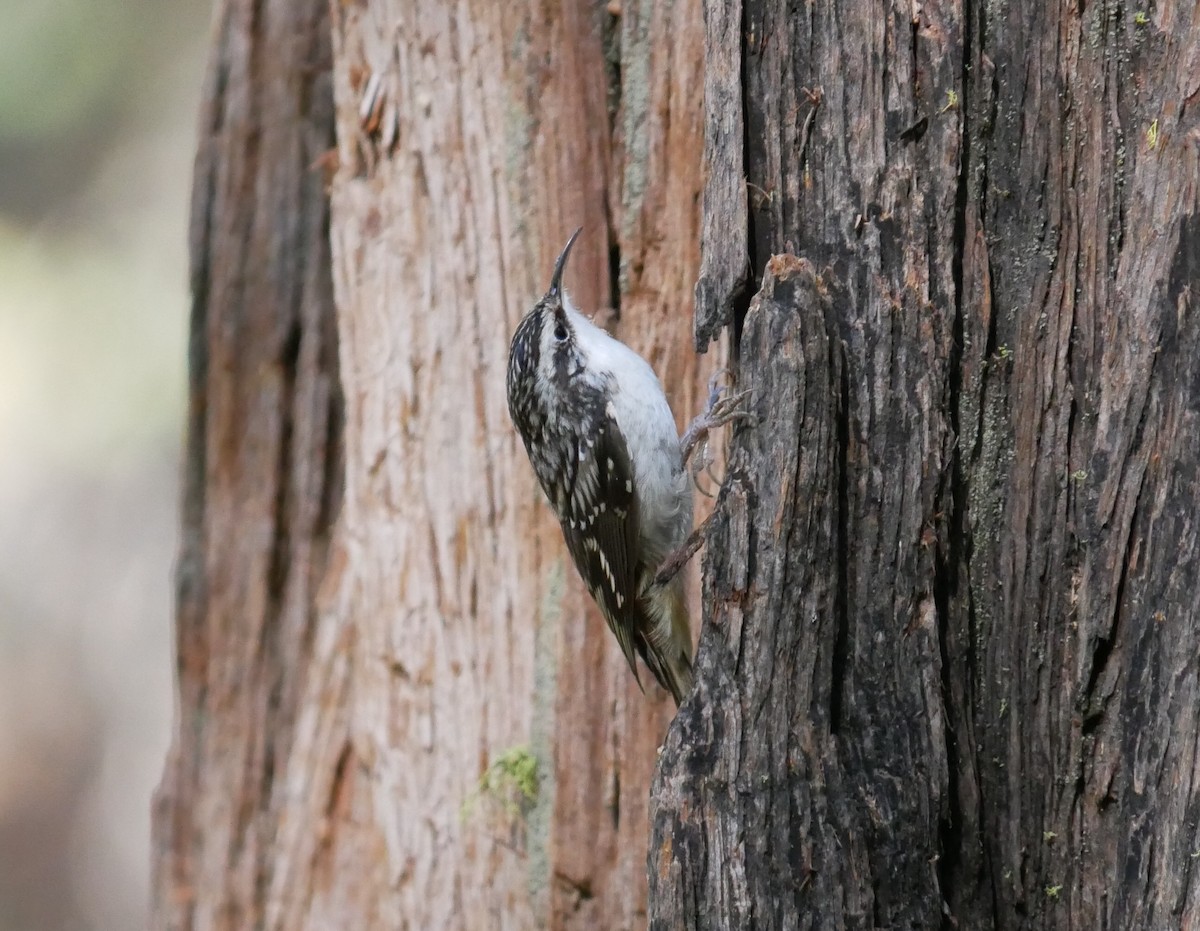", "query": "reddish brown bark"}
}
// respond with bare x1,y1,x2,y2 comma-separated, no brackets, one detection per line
150,0,344,926
154,0,715,927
